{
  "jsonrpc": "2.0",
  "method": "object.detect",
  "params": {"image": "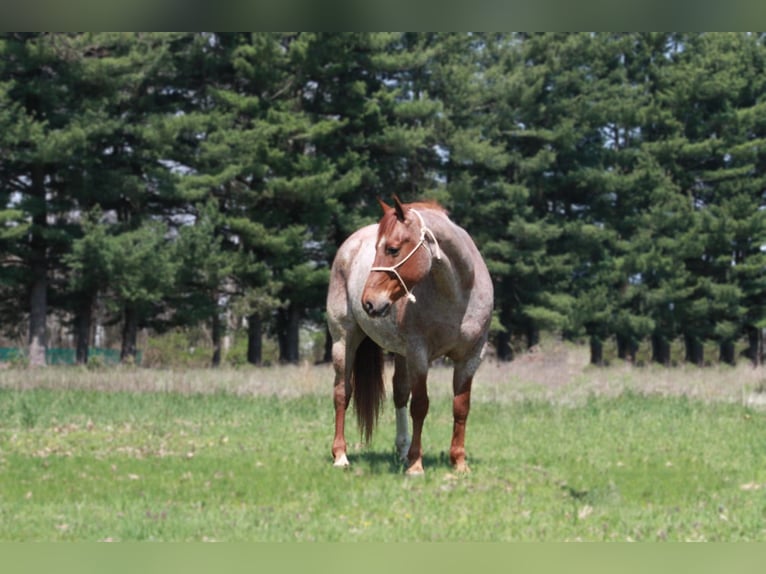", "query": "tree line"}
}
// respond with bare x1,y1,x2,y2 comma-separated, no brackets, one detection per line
1,32,765,367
